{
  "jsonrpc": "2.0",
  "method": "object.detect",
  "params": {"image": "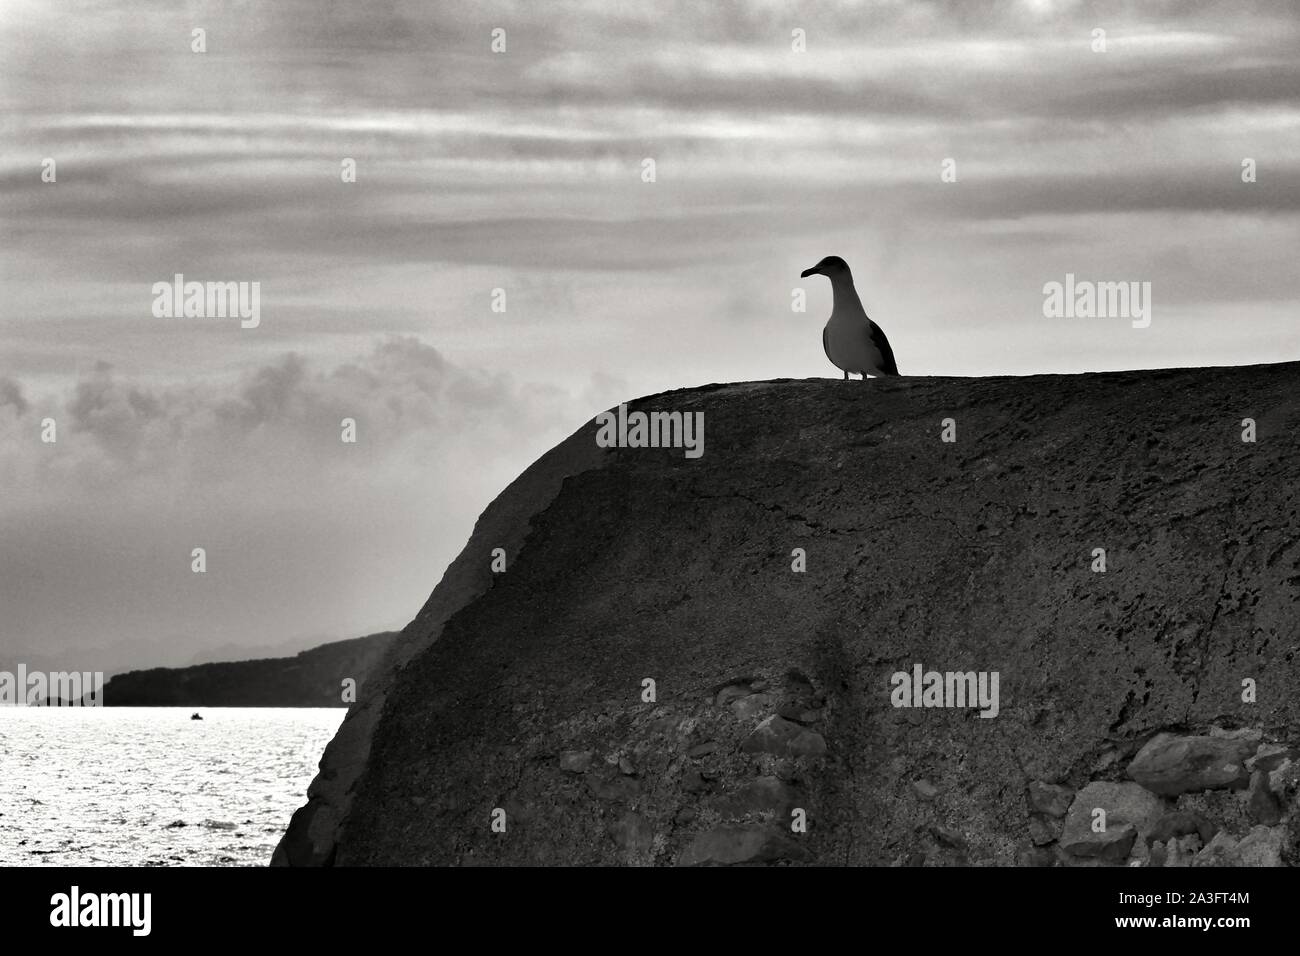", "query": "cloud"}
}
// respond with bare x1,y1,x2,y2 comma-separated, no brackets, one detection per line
1,336,599,497
0,336,626,661
0,377,27,415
